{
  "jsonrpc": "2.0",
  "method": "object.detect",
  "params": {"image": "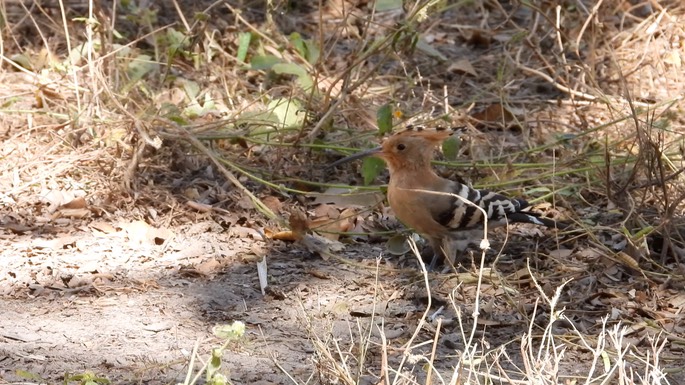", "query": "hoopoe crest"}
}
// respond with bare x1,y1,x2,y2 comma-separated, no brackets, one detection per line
332,126,561,269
